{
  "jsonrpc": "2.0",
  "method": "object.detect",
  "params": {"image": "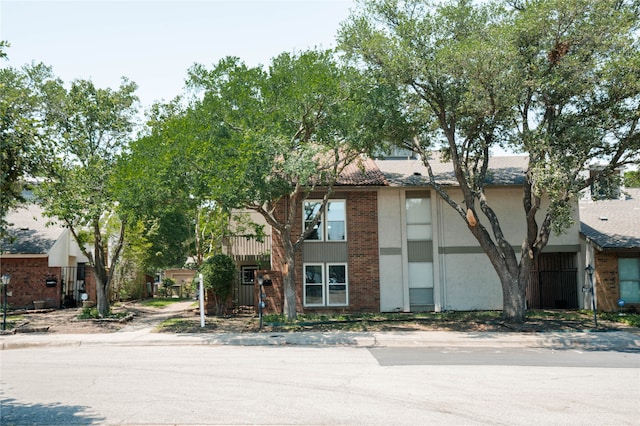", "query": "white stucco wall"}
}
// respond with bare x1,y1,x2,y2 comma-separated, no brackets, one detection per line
441,254,503,310
49,229,89,267
377,190,404,248
436,187,580,249
378,185,582,312
378,189,408,311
